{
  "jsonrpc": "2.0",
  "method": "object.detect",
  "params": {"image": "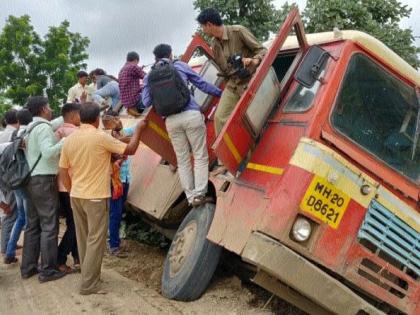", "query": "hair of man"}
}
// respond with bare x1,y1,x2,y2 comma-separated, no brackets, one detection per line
61,103,81,120
26,96,49,117
126,51,140,62
16,109,33,125
77,70,89,78
153,44,172,60
92,68,106,76
3,109,18,125
196,8,223,26
80,102,100,124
